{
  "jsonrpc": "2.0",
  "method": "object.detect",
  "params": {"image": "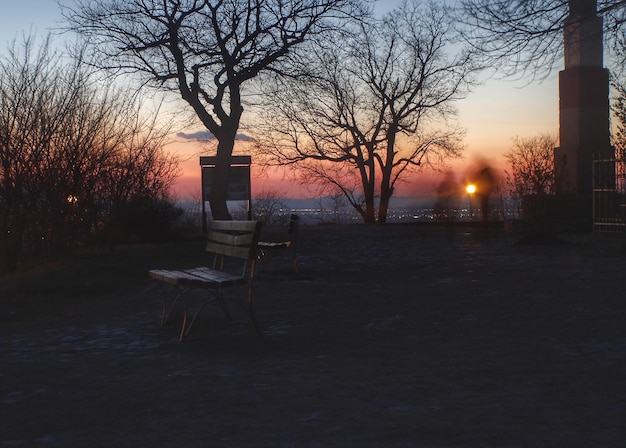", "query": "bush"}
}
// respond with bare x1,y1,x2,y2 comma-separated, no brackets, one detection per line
102,198,185,246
